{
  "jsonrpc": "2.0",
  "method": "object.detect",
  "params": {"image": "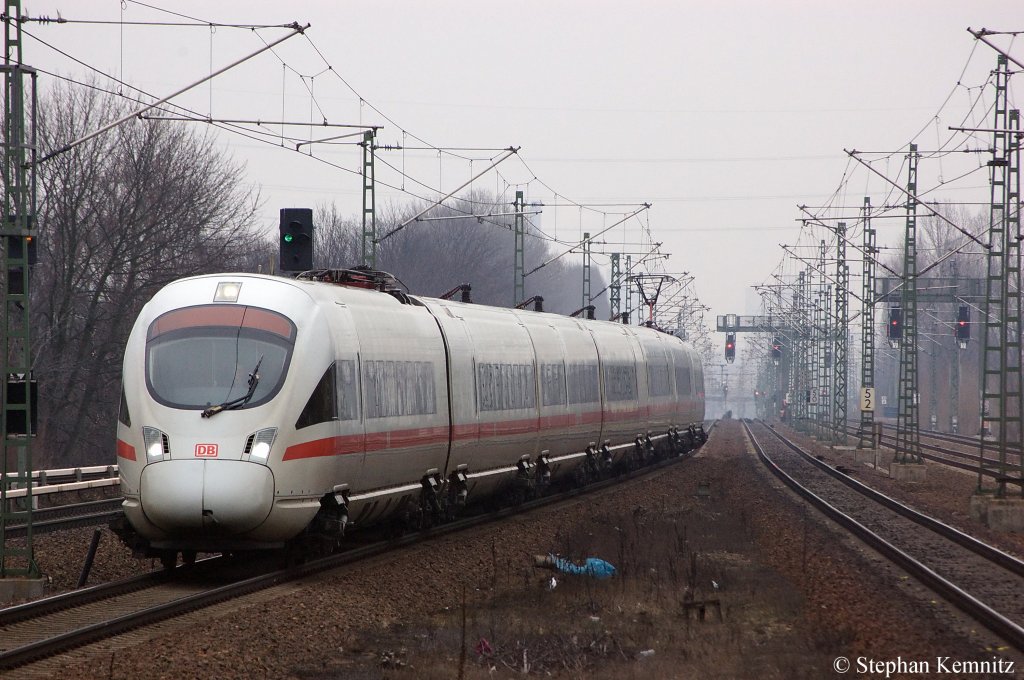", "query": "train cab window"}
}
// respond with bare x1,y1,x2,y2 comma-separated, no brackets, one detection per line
297,364,337,429
146,305,295,411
